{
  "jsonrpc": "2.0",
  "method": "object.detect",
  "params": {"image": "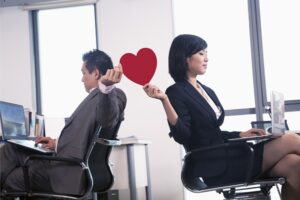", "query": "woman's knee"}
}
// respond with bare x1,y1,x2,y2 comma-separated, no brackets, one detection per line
281,133,300,152
278,154,300,176
269,154,300,177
